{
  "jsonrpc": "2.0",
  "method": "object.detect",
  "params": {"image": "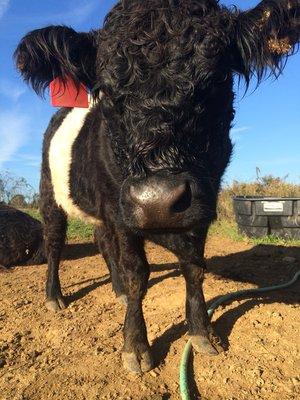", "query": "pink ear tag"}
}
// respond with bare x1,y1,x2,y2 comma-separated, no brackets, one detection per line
50,77,89,108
